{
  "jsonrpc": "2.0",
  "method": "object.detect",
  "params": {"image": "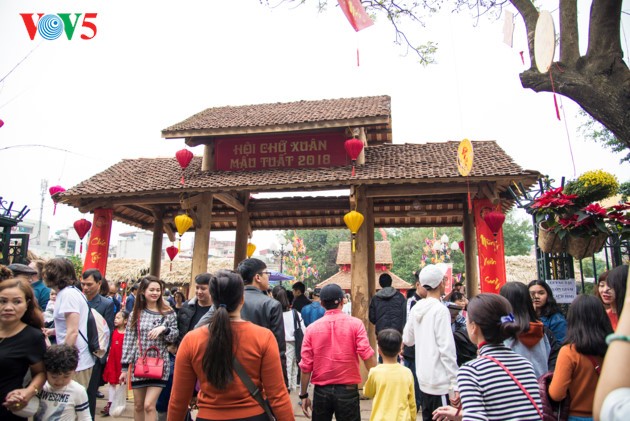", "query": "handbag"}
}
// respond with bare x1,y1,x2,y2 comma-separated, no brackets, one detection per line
292,309,304,363
538,371,570,421
133,318,165,380
481,355,543,419
232,357,276,421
